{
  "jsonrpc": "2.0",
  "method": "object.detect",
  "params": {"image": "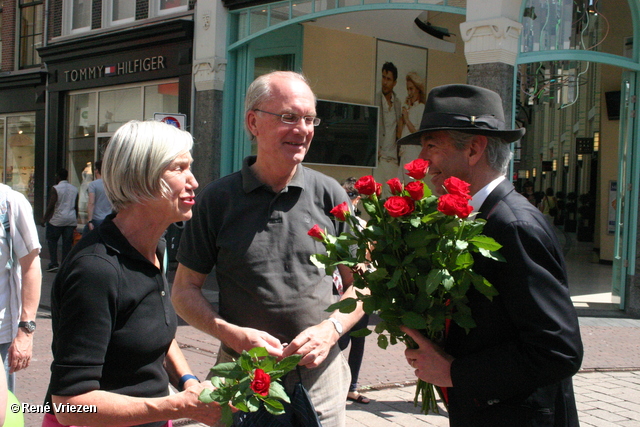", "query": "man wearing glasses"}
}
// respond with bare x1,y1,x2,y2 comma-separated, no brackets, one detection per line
172,71,364,426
